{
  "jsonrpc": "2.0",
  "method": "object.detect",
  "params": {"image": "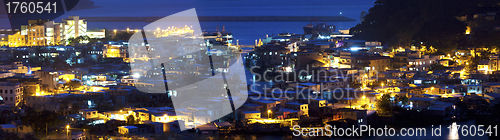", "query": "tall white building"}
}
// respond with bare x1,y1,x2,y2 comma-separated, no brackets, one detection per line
11,16,101,46
61,16,88,43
